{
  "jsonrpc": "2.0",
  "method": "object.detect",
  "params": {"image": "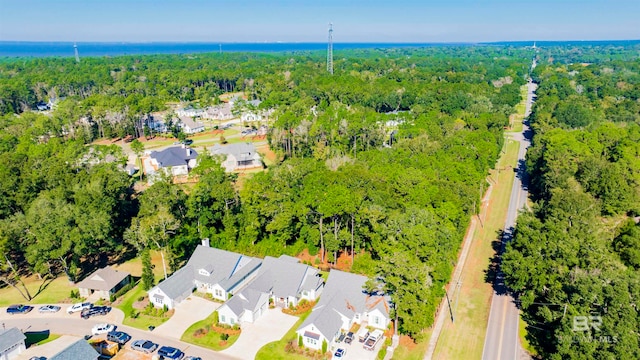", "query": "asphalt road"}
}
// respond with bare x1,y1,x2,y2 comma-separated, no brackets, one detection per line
481,79,536,360
0,310,240,360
